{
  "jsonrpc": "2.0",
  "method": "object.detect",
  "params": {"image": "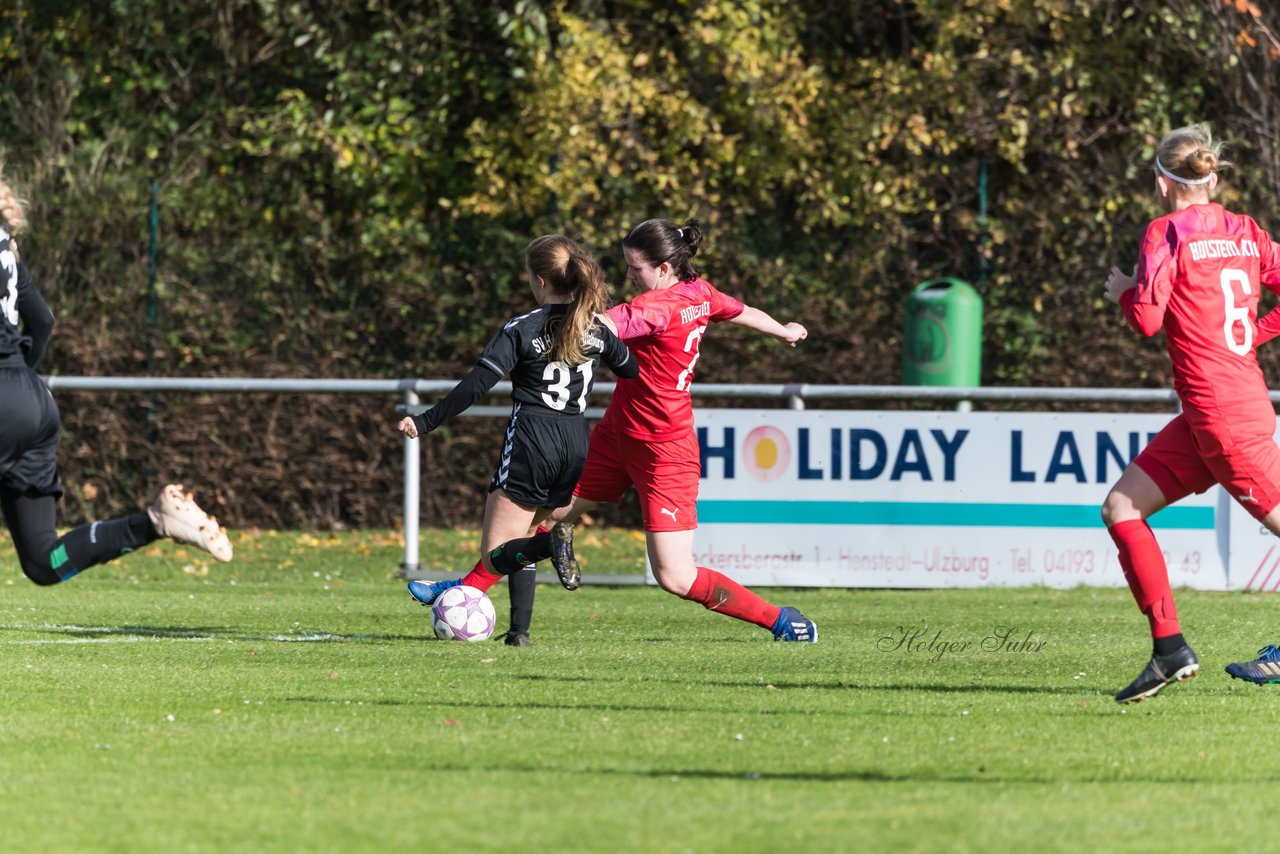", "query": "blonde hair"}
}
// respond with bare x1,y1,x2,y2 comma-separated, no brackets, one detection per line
1155,123,1232,184
525,235,610,366
0,170,28,236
